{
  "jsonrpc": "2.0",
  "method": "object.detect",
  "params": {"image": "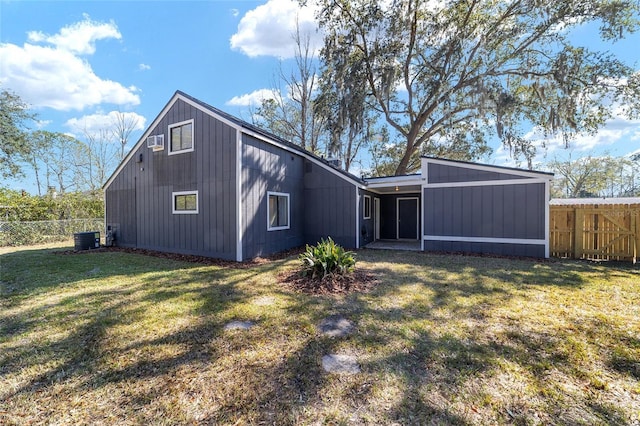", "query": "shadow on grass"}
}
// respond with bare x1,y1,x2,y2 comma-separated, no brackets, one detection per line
0,250,279,408
1,247,638,424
